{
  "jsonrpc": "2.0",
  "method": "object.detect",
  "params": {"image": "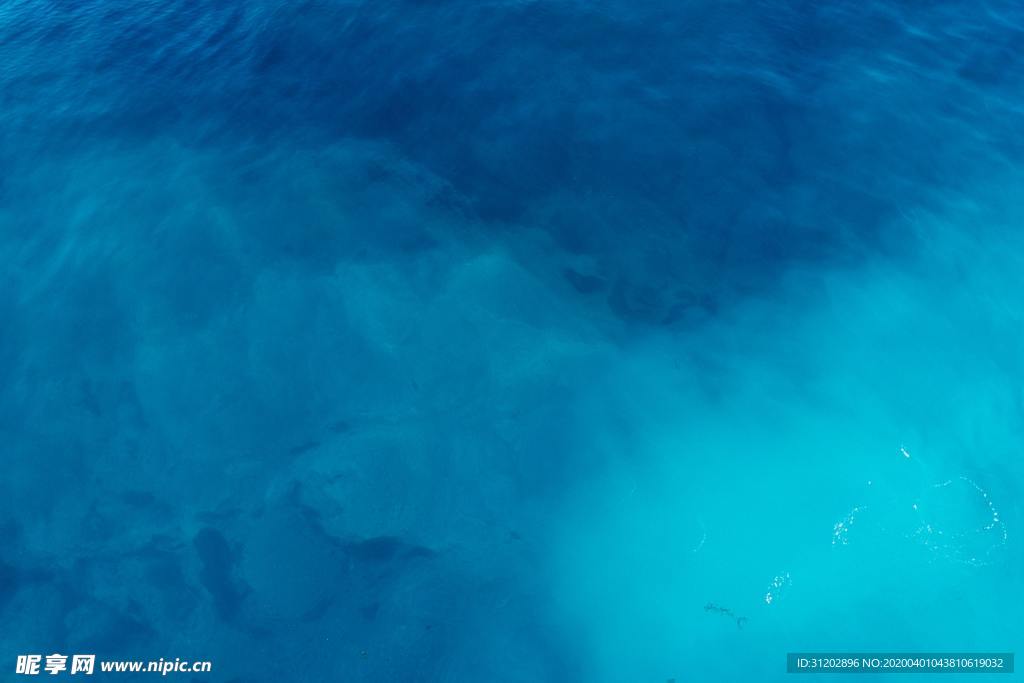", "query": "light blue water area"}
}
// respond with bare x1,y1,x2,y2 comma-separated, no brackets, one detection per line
1,1,1022,680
